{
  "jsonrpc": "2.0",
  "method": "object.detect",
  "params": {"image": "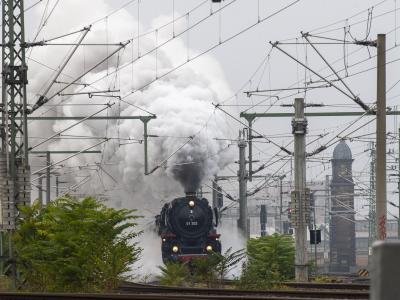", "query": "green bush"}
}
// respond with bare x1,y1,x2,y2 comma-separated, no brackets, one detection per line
13,195,142,292
240,234,295,289
157,262,190,286
157,247,245,287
